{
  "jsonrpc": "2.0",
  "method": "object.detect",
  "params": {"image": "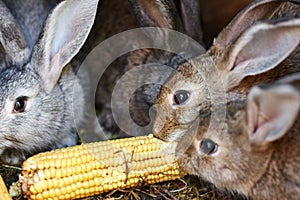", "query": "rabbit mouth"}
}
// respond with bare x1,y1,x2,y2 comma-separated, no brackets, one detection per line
168,118,201,142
